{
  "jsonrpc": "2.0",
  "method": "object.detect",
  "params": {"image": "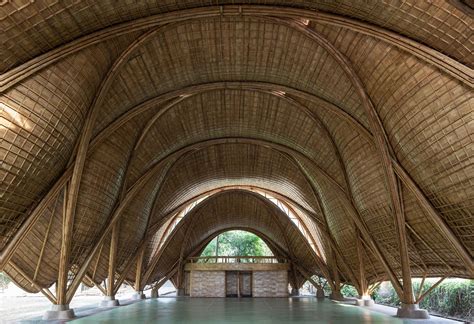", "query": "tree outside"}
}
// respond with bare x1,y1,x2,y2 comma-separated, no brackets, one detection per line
201,230,273,257
322,278,472,322
0,272,11,292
